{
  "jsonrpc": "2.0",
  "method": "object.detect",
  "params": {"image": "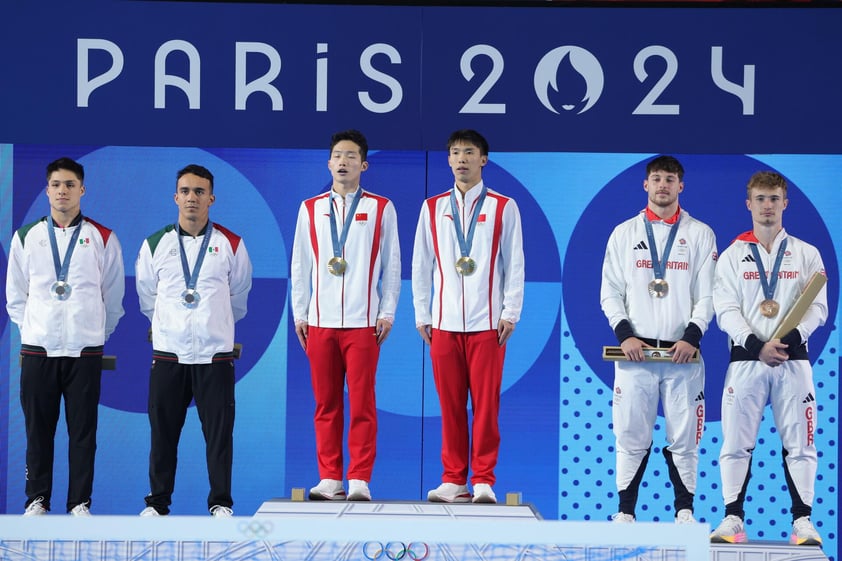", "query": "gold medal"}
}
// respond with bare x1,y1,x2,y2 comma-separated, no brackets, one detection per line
455,256,476,276
327,257,347,276
759,299,780,318
648,279,669,298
